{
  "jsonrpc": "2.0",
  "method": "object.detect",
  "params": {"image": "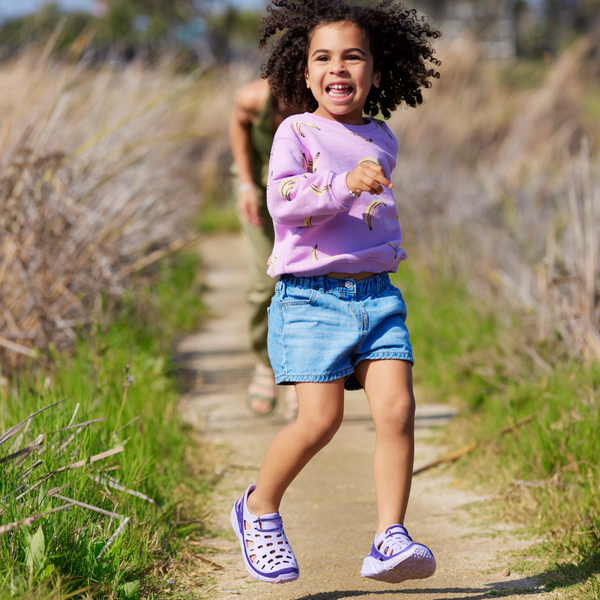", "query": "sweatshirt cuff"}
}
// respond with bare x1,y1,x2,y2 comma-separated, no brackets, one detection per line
331,172,356,209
